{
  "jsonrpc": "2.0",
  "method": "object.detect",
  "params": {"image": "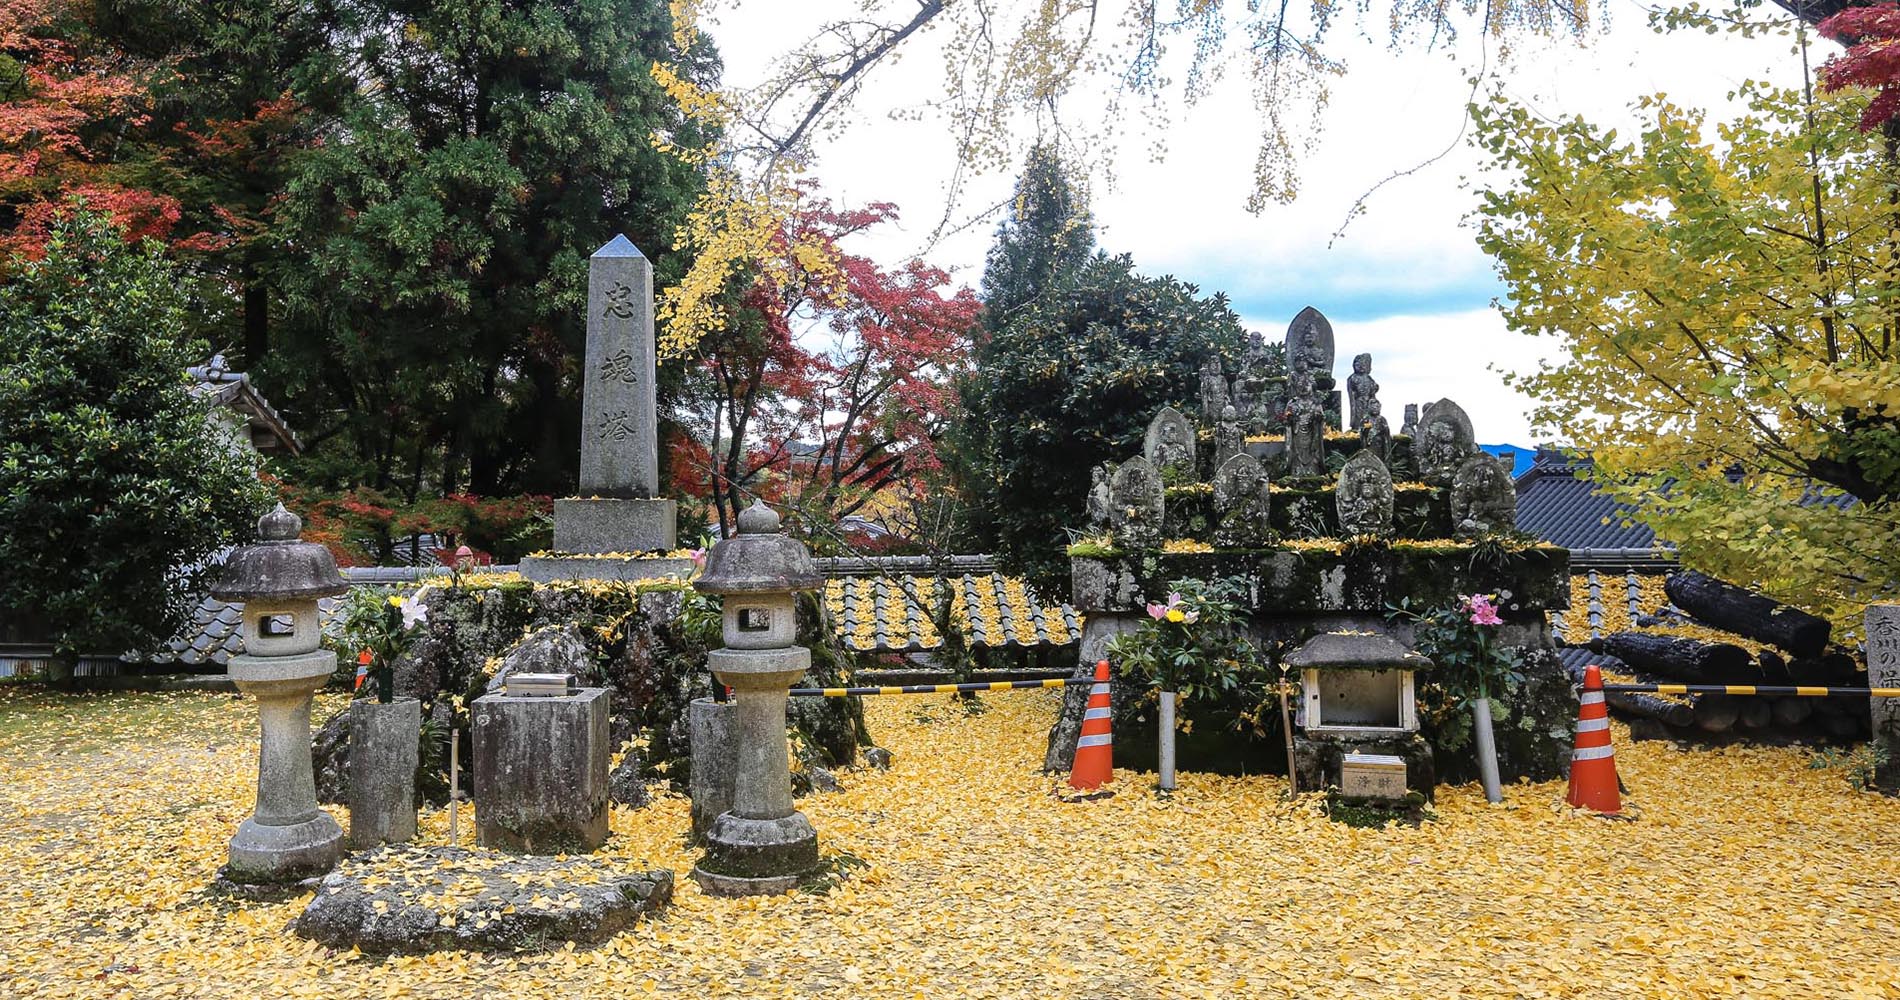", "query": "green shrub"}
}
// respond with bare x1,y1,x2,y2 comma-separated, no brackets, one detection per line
0,210,273,674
